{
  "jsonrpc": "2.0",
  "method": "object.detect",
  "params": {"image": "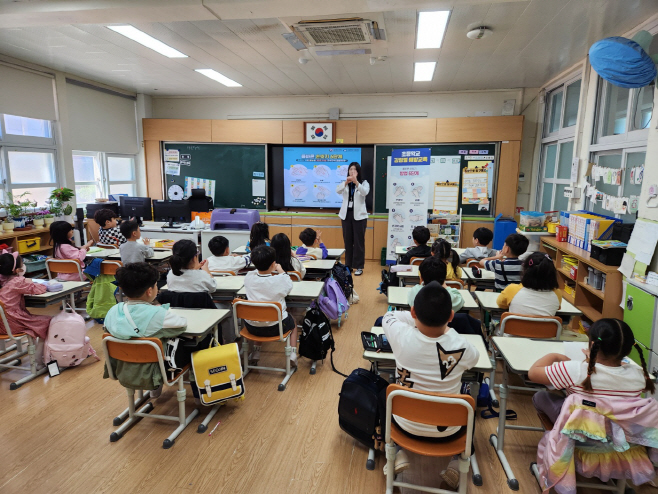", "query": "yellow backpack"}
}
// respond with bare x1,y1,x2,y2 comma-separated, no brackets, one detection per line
191,341,245,405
